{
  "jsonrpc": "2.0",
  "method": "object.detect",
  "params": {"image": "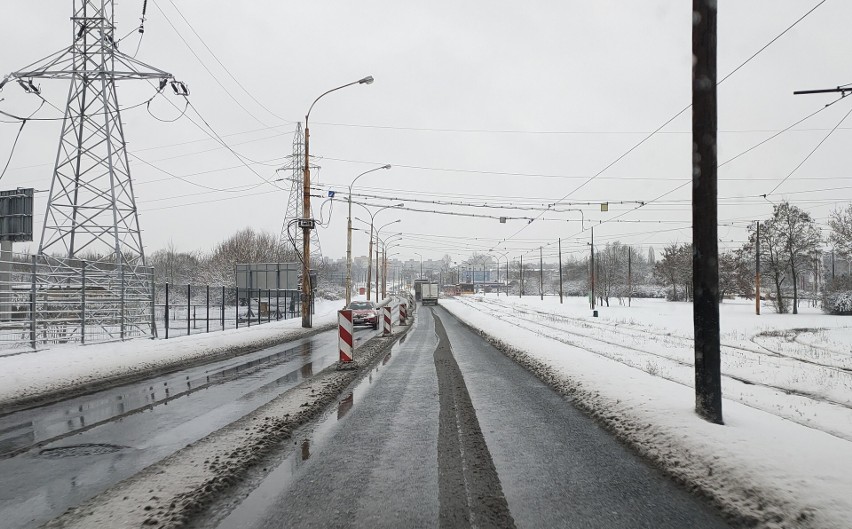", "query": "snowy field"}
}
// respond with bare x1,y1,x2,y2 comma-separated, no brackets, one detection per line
442,294,852,528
